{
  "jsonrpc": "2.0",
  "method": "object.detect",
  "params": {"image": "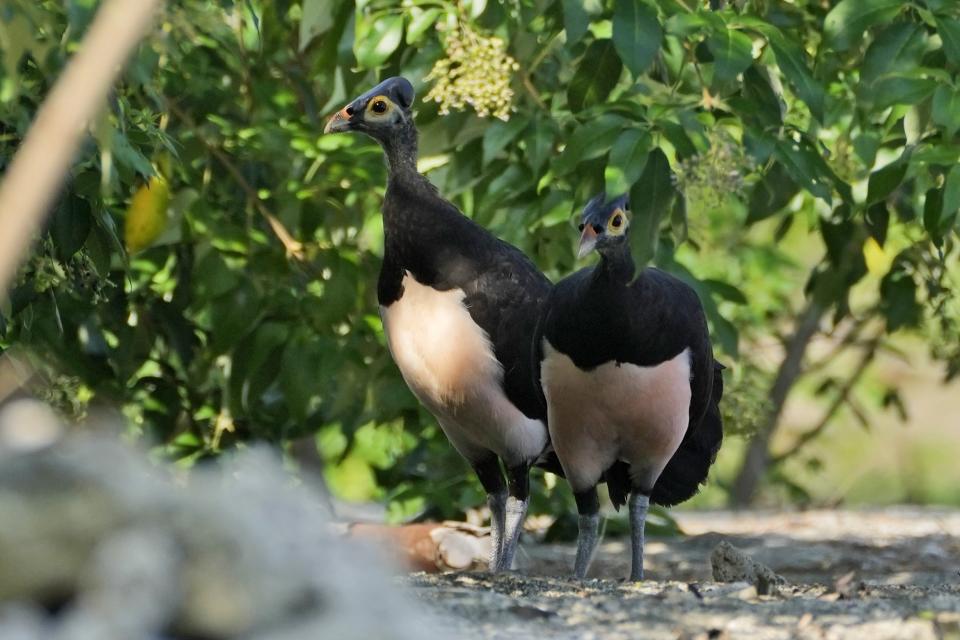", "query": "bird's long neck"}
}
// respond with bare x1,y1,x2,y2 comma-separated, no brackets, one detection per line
383,119,421,184
597,243,636,285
